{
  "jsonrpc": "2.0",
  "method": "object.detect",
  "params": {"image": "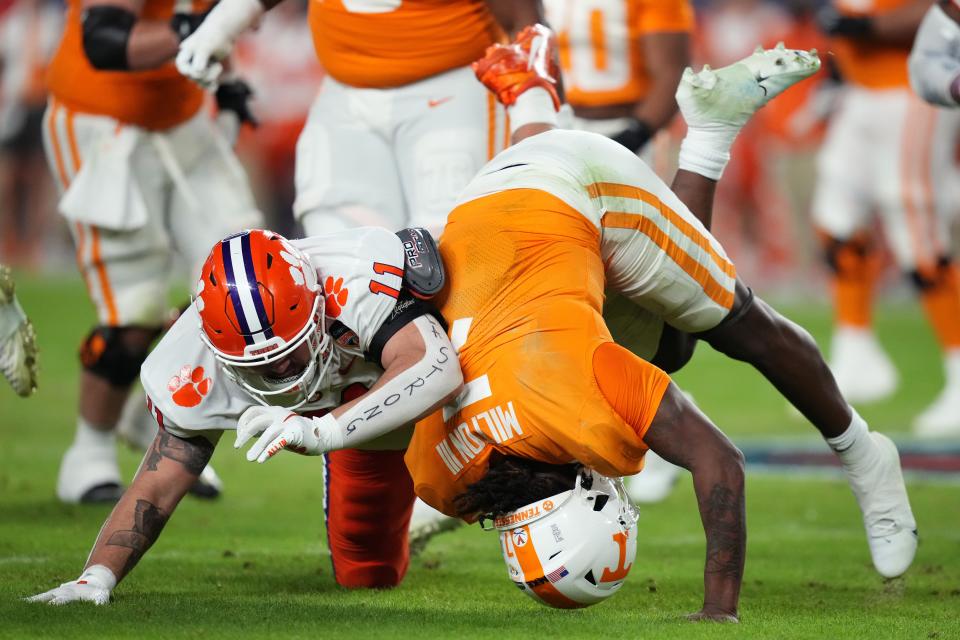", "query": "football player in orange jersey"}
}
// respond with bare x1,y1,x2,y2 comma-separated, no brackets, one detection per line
43,0,262,503
814,0,960,437
177,0,548,239
544,0,694,503
910,0,960,106
545,0,692,163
